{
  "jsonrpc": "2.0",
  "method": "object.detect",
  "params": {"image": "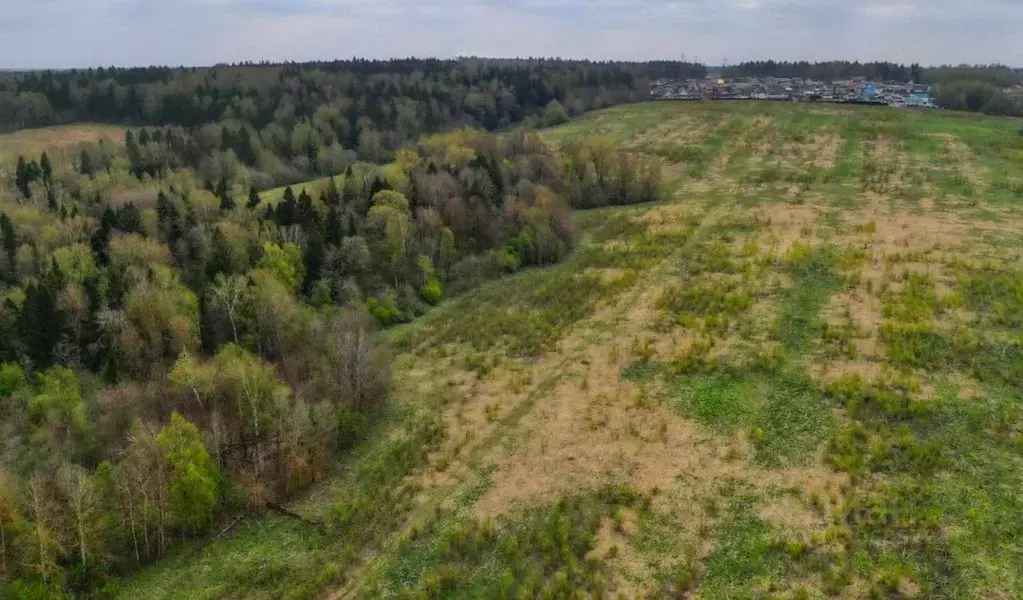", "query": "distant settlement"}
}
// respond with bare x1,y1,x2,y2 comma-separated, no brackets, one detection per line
652,76,936,108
